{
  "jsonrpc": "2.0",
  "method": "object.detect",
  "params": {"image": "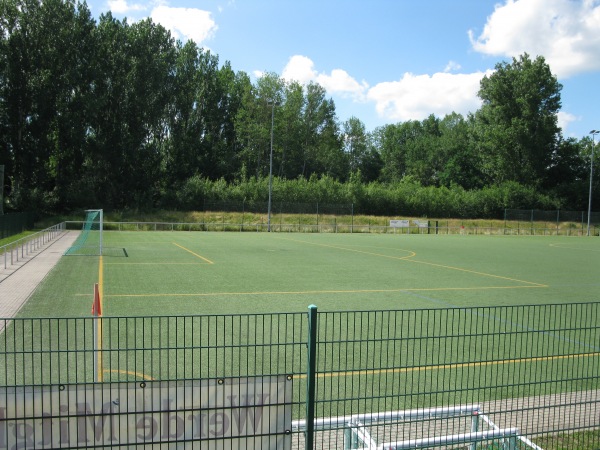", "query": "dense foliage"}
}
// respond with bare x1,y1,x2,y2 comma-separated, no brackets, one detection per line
0,0,597,217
